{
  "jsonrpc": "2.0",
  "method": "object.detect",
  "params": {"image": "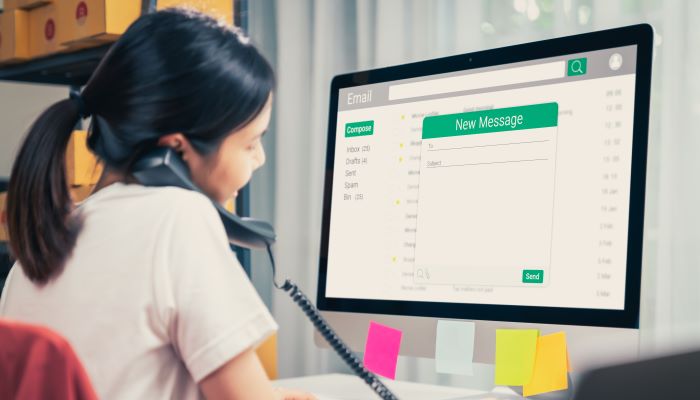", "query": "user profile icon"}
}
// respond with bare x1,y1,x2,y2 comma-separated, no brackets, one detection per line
609,53,623,71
